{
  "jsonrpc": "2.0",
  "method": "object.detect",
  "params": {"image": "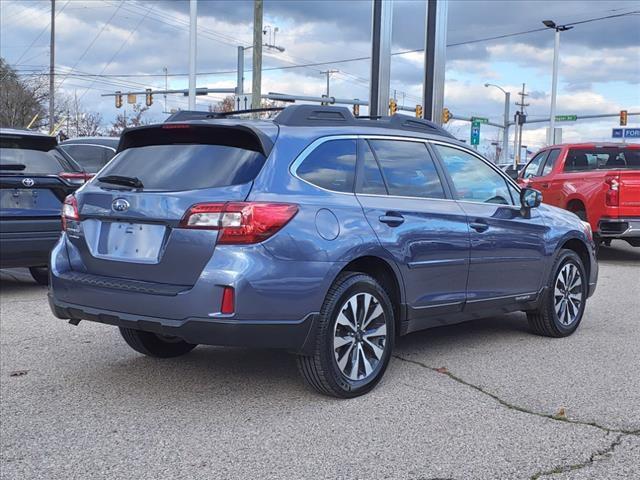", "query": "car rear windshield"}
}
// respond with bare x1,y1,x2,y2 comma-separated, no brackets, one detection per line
0,148,64,175
96,144,266,191
564,147,640,171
